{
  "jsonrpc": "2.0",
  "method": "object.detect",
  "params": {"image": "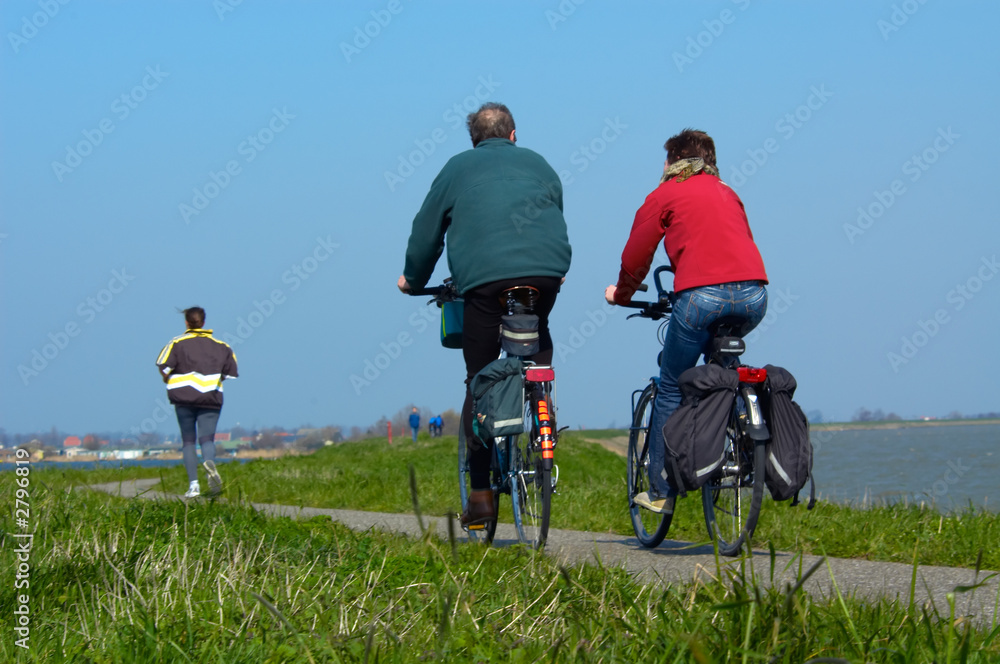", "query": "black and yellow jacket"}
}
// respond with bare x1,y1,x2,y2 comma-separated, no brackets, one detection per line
155,329,238,408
